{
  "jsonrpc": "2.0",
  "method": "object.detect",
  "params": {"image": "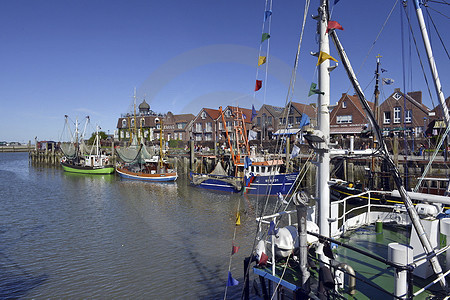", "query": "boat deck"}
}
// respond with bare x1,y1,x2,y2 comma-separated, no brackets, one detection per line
252,224,444,299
